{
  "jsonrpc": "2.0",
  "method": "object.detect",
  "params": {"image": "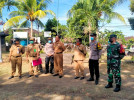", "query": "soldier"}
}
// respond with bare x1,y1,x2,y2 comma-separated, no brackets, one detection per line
35,40,44,73
53,35,66,78
26,38,40,78
44,37,54,74
73,38,87,80
105,34,125,92
87,33,102,85
9,38,25,79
